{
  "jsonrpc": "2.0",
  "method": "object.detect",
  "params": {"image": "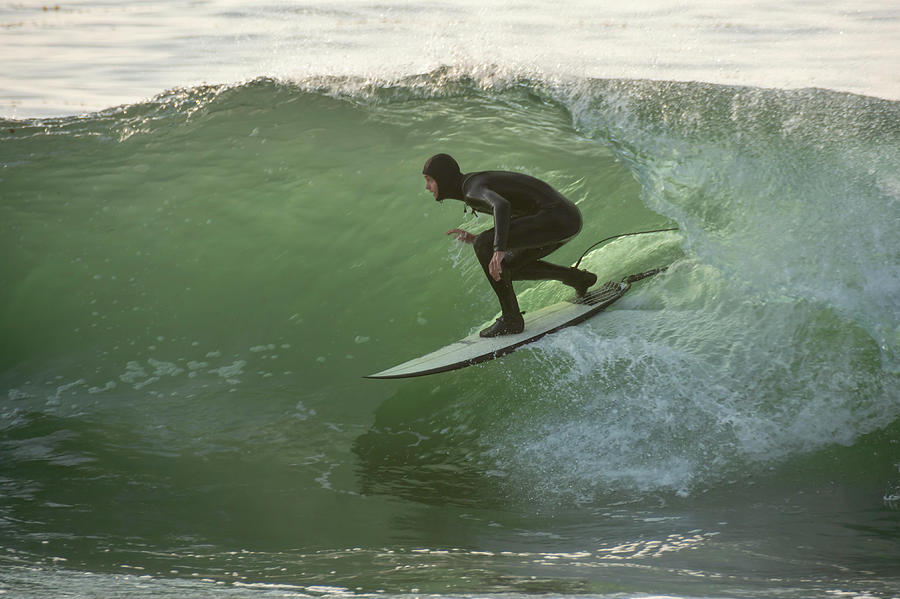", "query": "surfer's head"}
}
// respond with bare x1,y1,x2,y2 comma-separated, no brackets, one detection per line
423,153,463,201
424,174,439,200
